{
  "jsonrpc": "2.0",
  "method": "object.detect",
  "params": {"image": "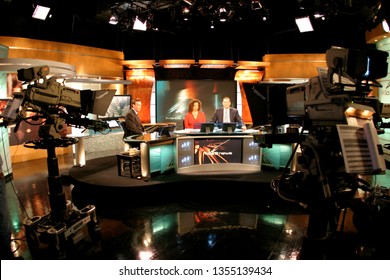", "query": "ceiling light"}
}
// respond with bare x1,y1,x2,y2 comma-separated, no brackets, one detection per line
32,5,50,20
313,12,326,20
251,1,262,11
295,16,314,32
219,7,228,22
163,64,191,68
109,14,118,25
182,0,194,5
133,16,147,31
383,19,389,32
200,64,229,69
182,7,191,21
